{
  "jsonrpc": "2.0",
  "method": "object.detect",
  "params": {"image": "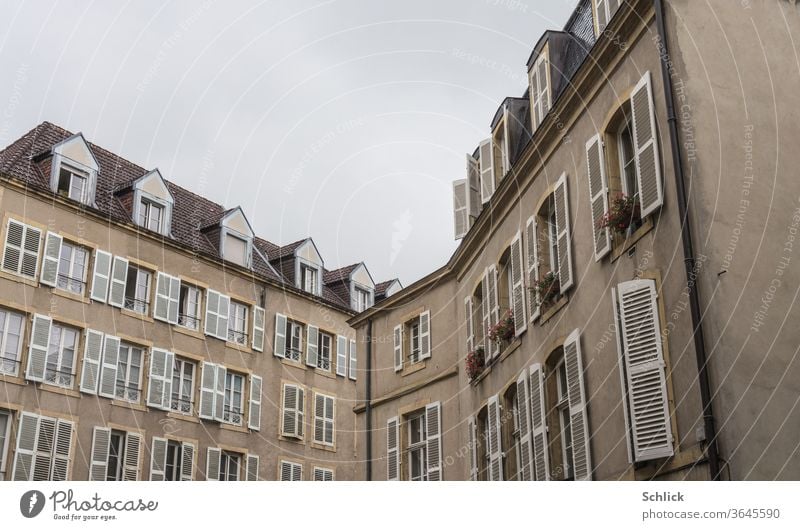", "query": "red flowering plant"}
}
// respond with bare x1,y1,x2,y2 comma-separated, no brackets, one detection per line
533,271,560,308
597,193,640,235
487,309,515,345
465,347,485,381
